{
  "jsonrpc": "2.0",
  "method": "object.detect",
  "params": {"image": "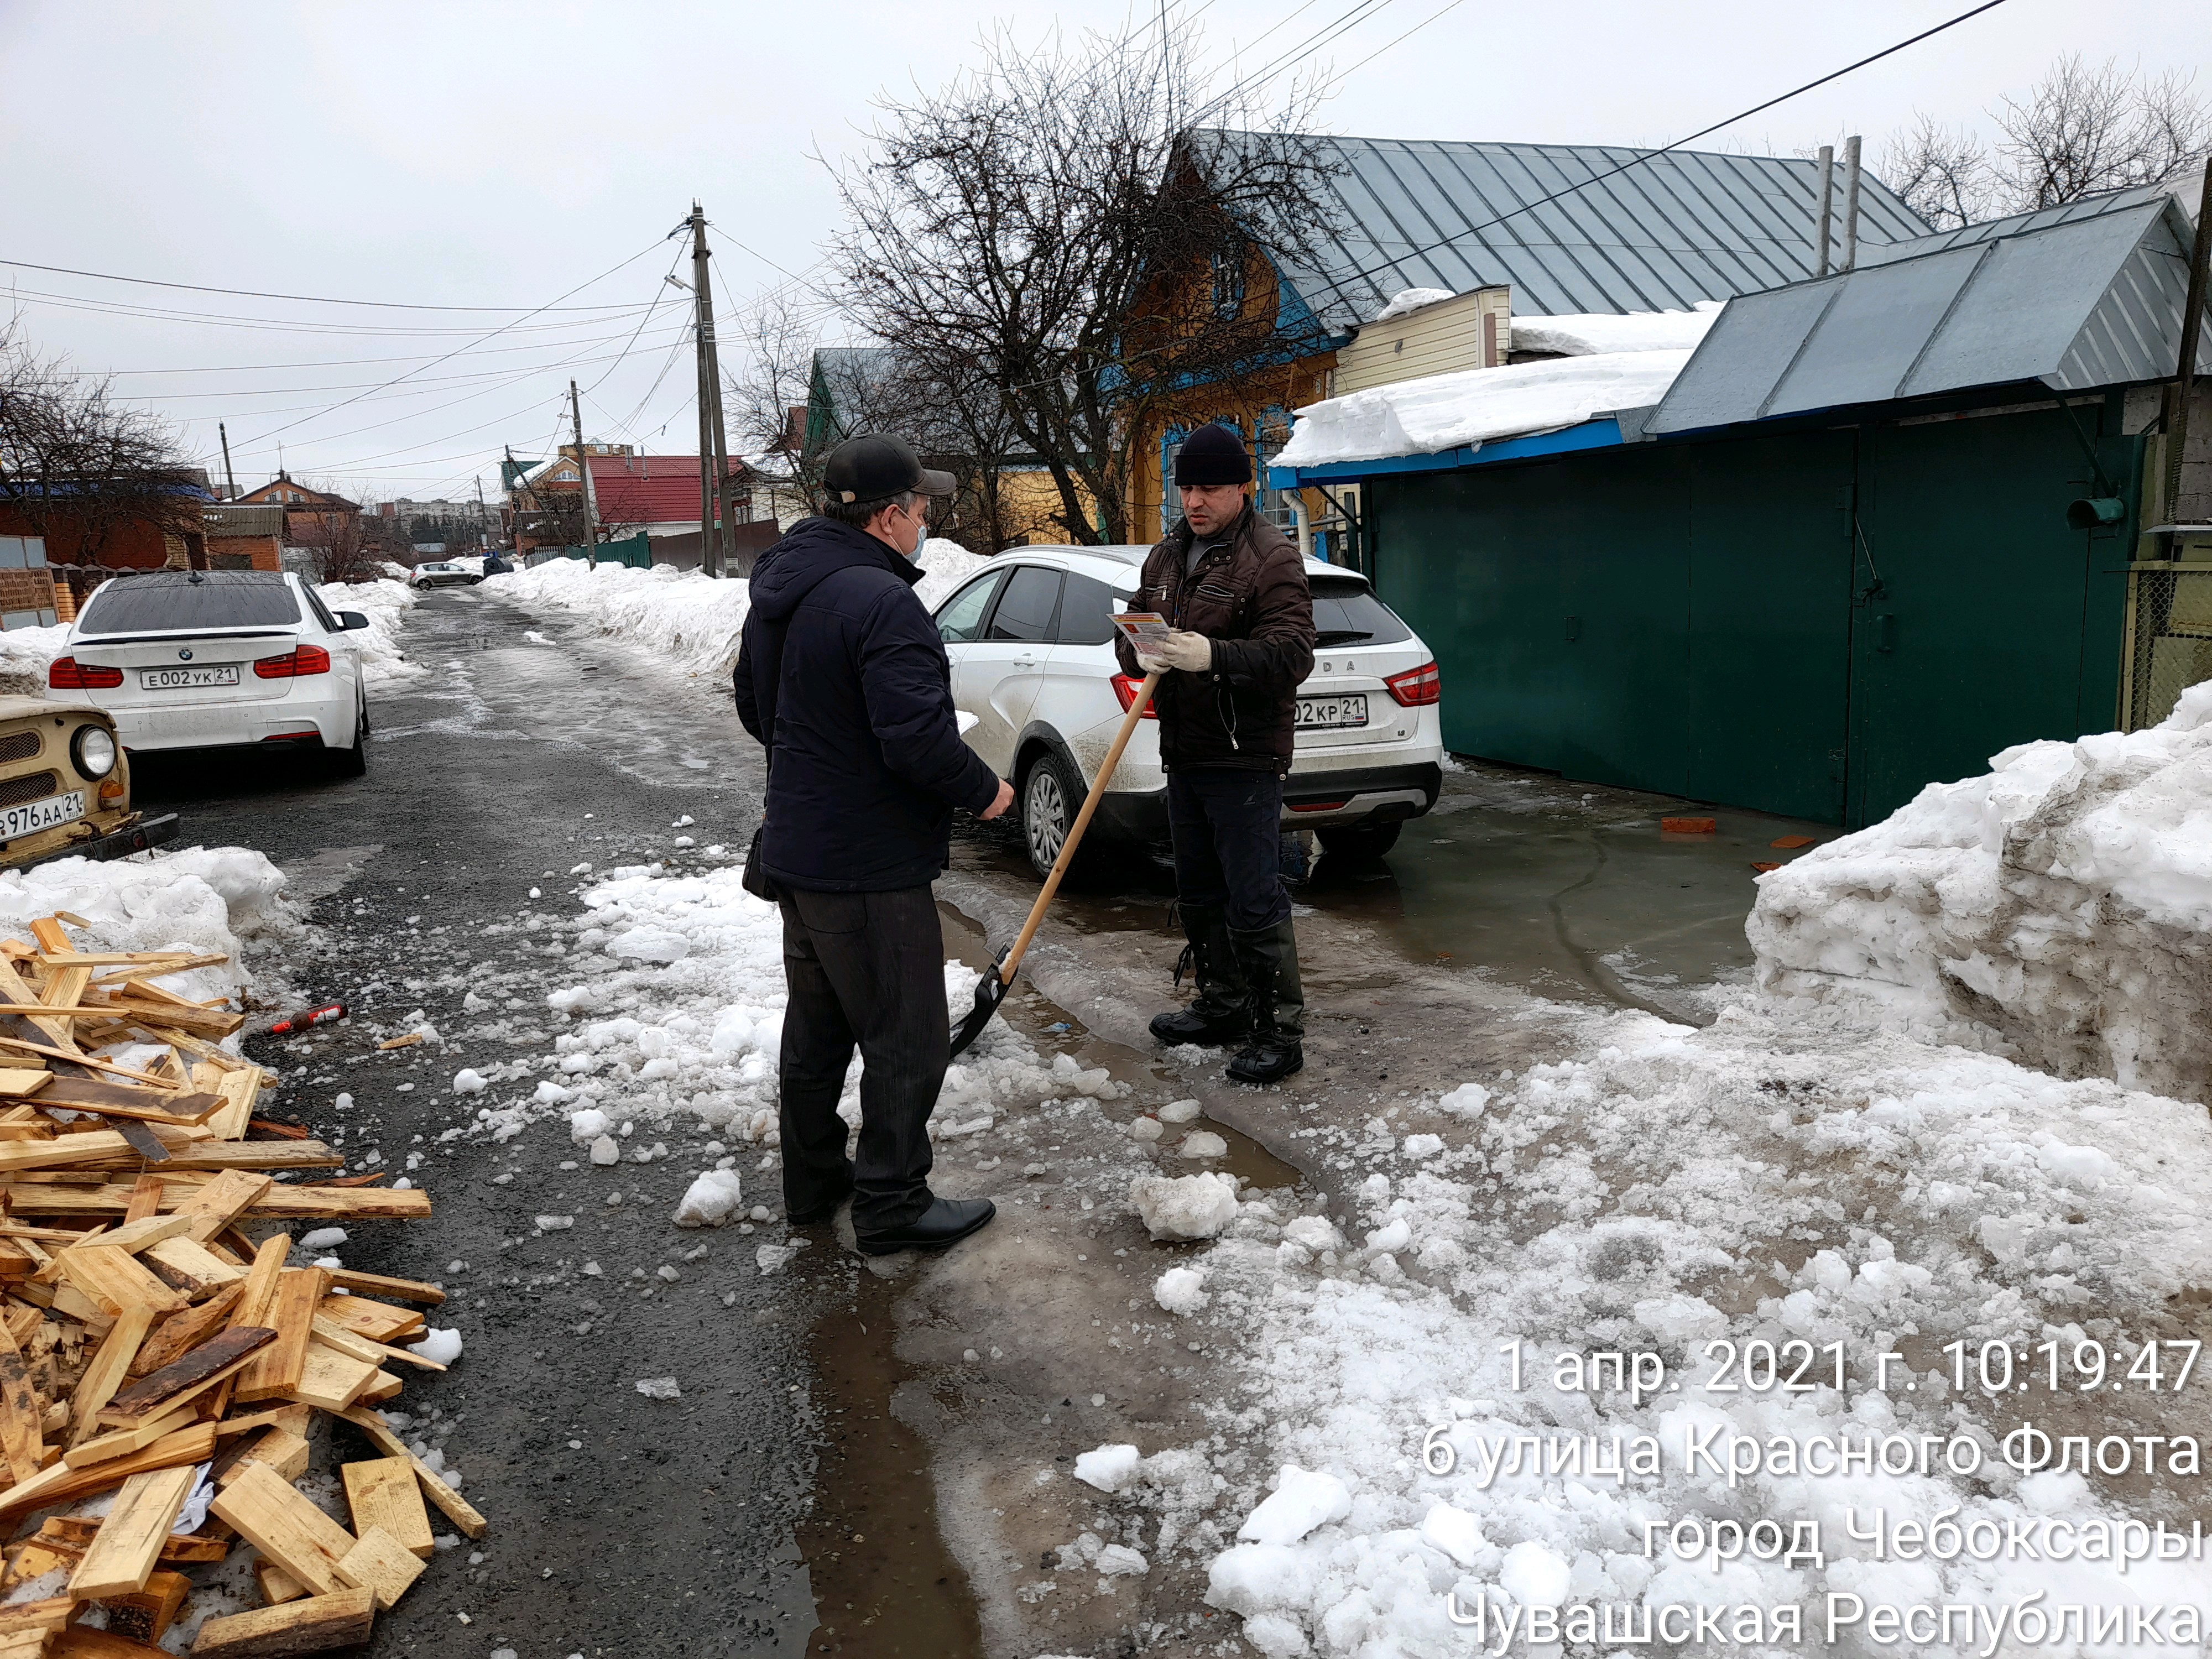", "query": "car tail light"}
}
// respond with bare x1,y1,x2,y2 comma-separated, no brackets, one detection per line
1383,661,1441,707
253,644,331,679
1110,674,1160,718
48,658,122,690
